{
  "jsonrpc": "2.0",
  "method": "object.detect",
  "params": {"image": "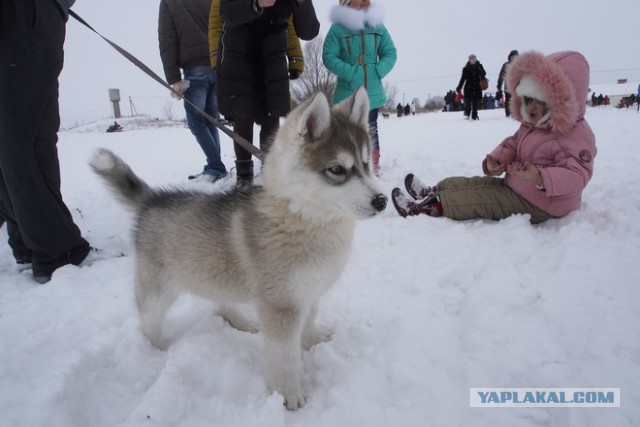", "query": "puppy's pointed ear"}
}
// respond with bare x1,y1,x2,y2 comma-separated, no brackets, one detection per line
296,92,331,142
333,86,370,128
